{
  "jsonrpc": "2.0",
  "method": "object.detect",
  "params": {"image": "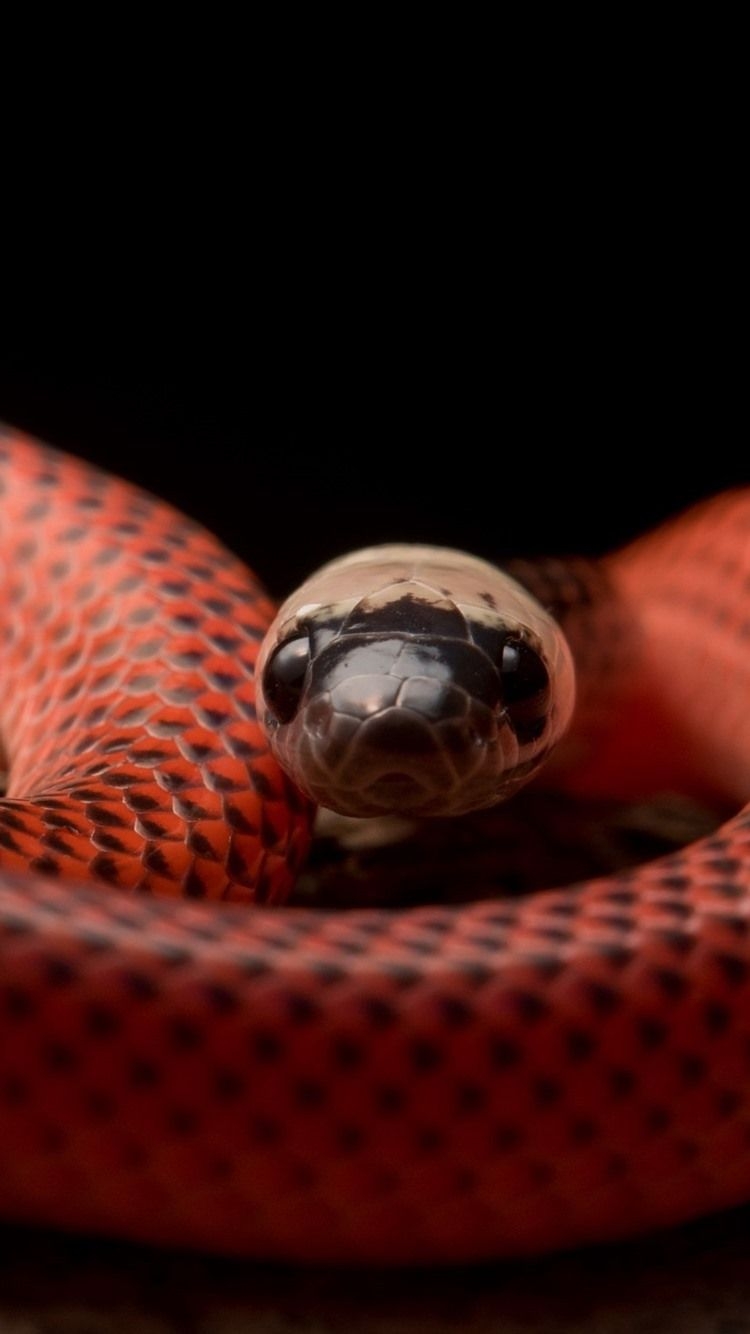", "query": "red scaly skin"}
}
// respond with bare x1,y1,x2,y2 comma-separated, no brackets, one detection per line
1,424,750,1263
